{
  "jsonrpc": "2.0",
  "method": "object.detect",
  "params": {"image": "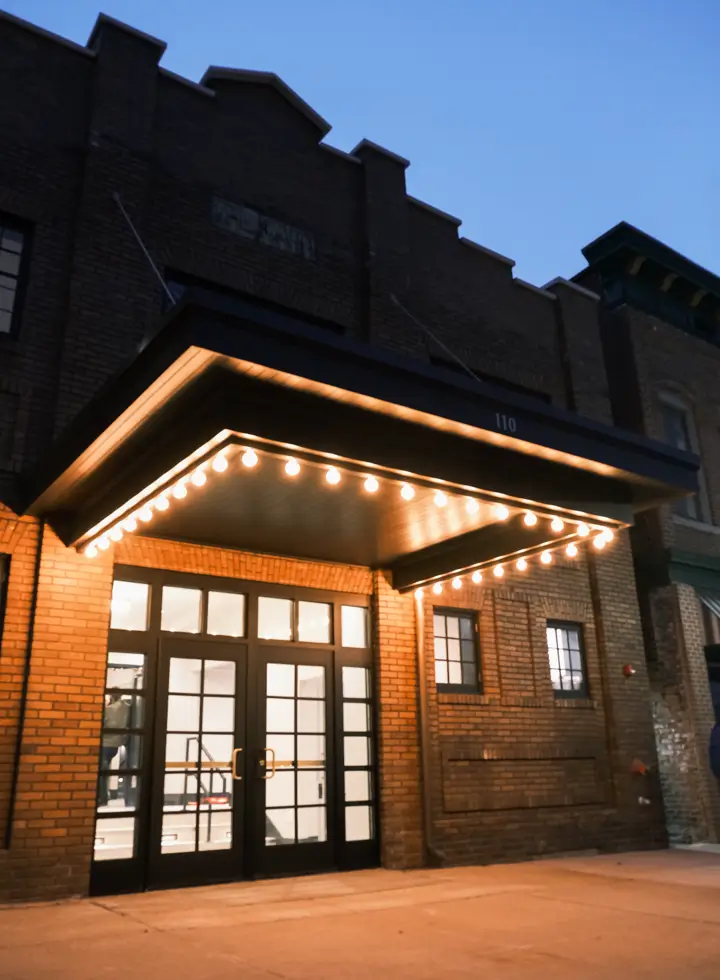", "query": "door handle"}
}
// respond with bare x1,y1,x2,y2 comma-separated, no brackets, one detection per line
231,747,242,781
261,747,276,780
